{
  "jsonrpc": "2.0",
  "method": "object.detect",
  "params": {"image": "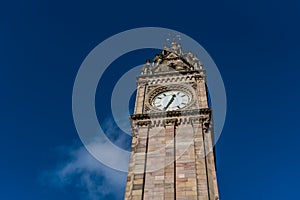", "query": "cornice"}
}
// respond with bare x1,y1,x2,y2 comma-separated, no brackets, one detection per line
130,108,211,120
136,71,206,86
137,70,205,79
